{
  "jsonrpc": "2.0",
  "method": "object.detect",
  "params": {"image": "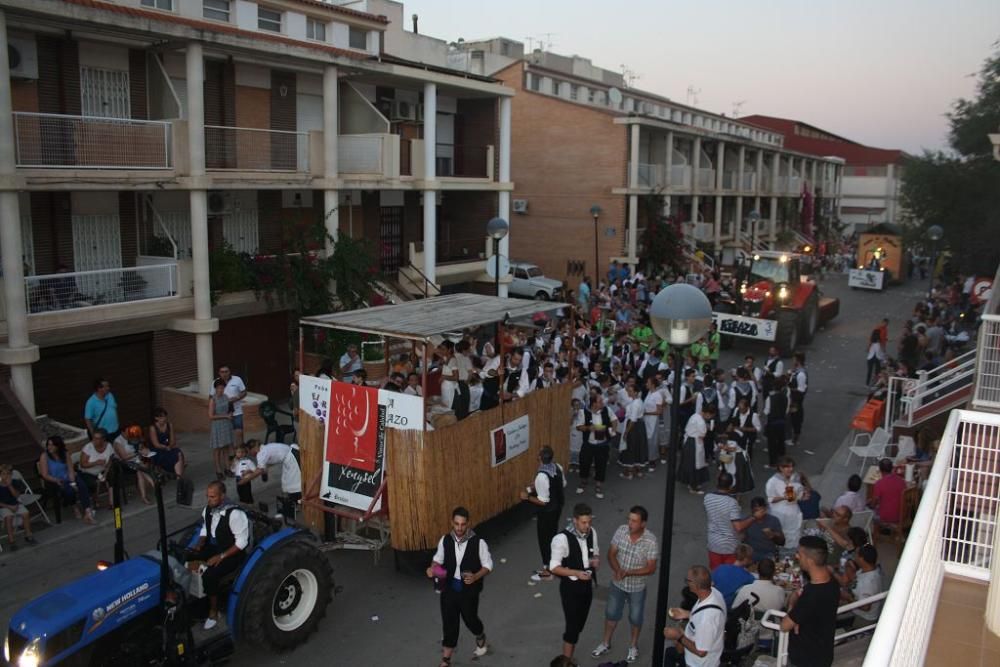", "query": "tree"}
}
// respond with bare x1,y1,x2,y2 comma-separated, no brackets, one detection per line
899,41,1000,275
639,194,685,274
